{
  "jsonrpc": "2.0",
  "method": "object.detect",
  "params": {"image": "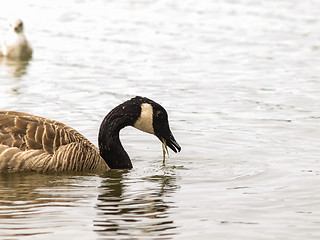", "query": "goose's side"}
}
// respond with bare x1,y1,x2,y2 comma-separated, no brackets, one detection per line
0,96,181,172
0,19,33,60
